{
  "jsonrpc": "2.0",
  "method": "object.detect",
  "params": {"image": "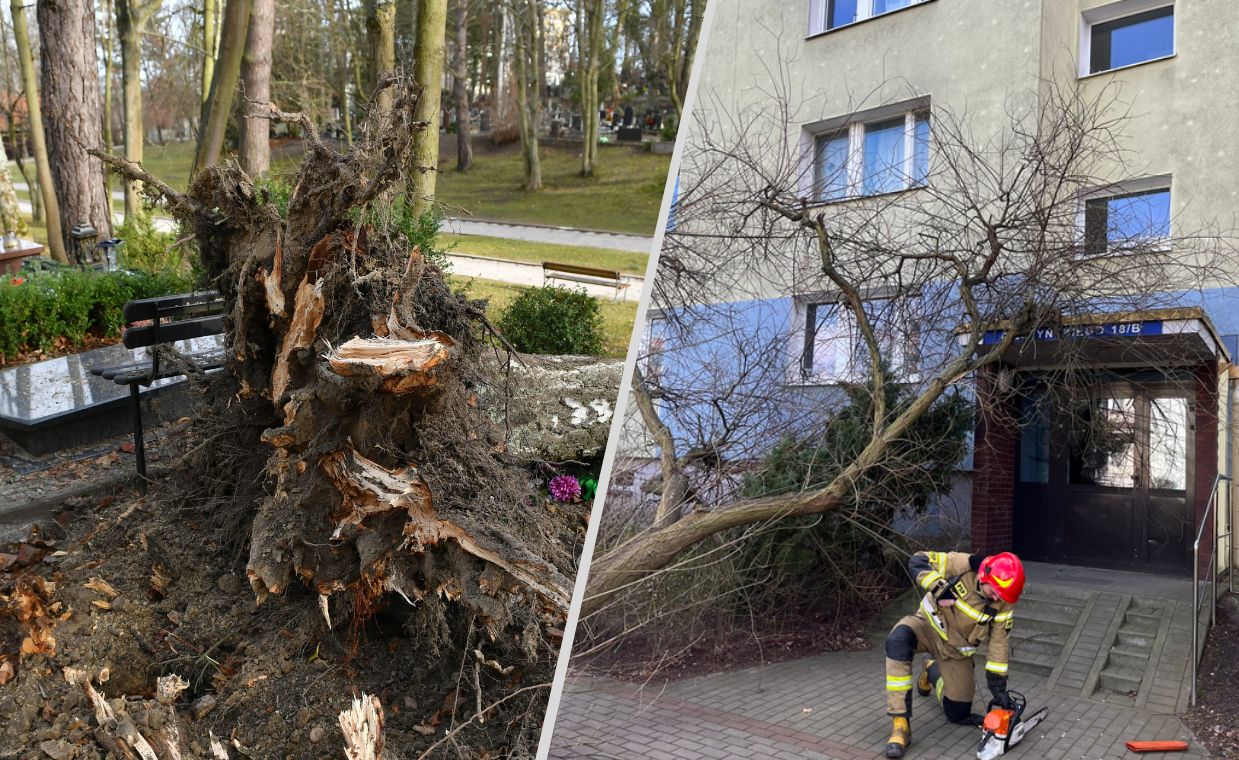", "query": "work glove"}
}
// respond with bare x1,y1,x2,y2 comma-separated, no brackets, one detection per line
986,671,1015,710
930,579,956,606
